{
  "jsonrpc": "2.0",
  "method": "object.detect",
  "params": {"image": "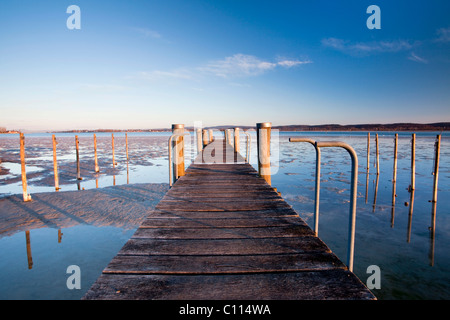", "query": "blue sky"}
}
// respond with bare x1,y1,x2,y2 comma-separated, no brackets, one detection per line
0,0,449,131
